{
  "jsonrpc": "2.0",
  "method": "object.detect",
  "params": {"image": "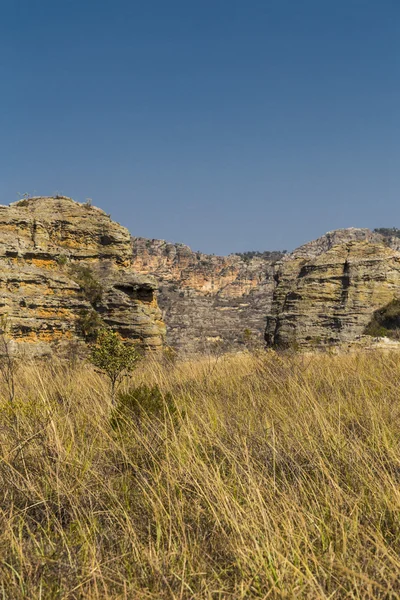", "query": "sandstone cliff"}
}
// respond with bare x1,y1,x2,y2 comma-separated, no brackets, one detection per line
3,196,398,356
131,238,282,352
132,228,400,353
0,197,165,356
266,229,400,348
